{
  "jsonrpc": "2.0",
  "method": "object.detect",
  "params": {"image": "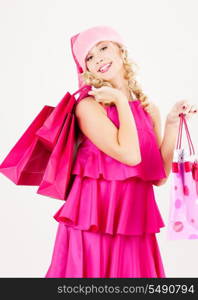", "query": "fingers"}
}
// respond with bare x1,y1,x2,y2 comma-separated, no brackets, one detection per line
178,101,198,121
88,90,102,101
181,103,197,115
177,100,197,113
88,90,105,103
88,86,116,105
88,87,105,97
189,104,198,114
